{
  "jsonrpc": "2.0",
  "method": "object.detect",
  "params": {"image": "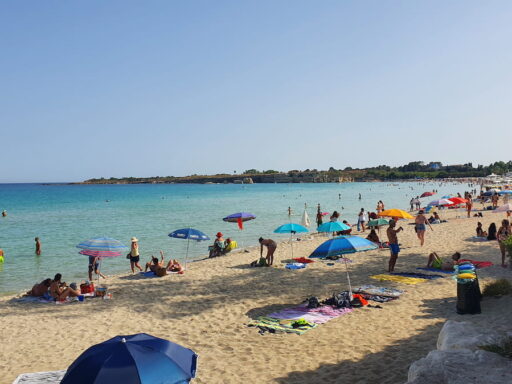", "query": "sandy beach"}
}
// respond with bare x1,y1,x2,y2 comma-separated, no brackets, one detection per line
1,207,511,384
